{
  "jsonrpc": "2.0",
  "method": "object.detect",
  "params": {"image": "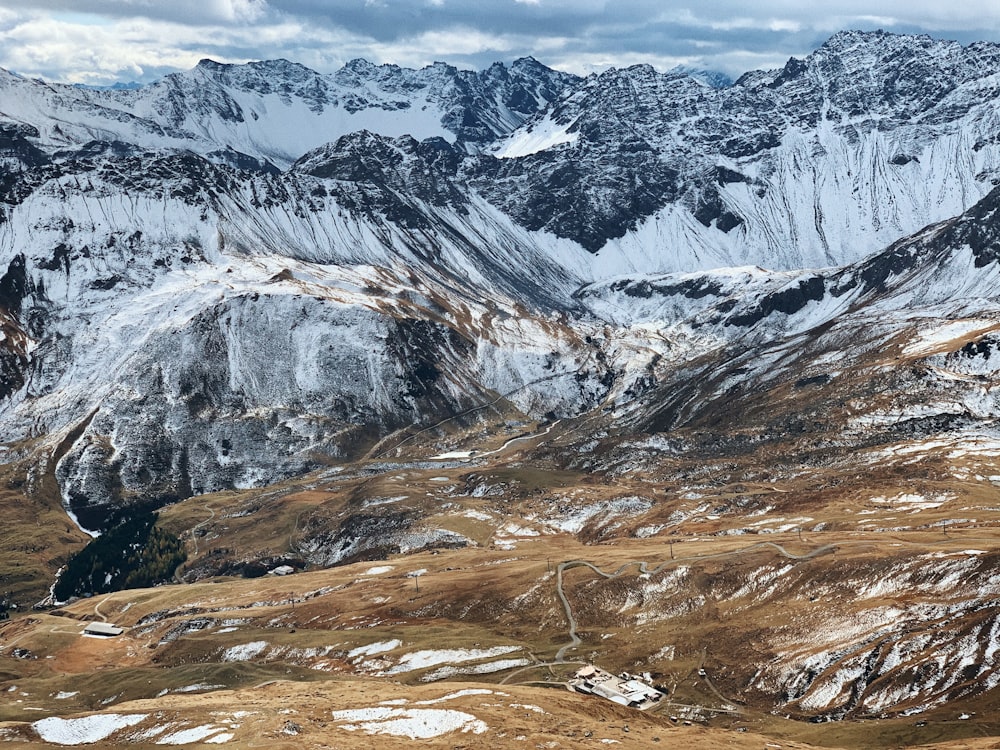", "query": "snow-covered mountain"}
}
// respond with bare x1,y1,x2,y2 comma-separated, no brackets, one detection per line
3,29,1000,536
0,56,577,167
578,180,1000,433
0,145,609,529
481,30,1000,270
